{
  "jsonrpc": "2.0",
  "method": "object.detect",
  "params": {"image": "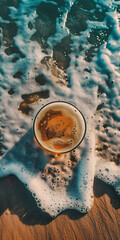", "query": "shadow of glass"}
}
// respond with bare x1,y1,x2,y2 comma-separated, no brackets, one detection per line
0,128,48,173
